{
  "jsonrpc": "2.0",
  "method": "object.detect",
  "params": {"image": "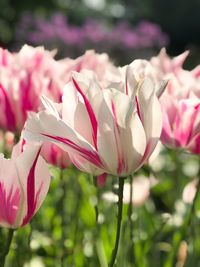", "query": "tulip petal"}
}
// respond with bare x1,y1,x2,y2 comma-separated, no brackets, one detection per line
138,78,162,159
0,84,16,131
15,143,50,226
71,72,101,149
0,154,21,227
98,89,146,175
24,111,104,170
